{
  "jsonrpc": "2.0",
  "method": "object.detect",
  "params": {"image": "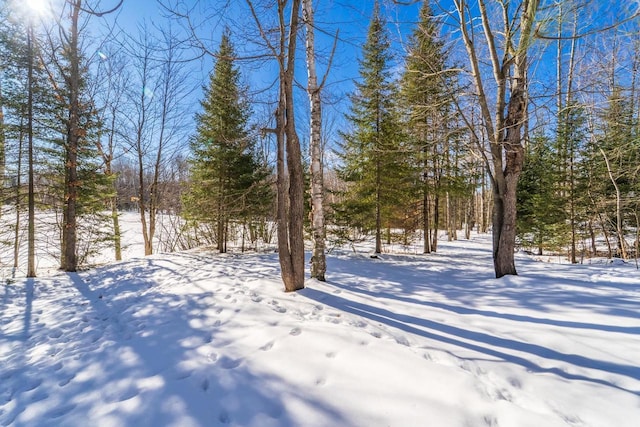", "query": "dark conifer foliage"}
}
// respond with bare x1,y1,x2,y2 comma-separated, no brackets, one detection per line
183,32,272,253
